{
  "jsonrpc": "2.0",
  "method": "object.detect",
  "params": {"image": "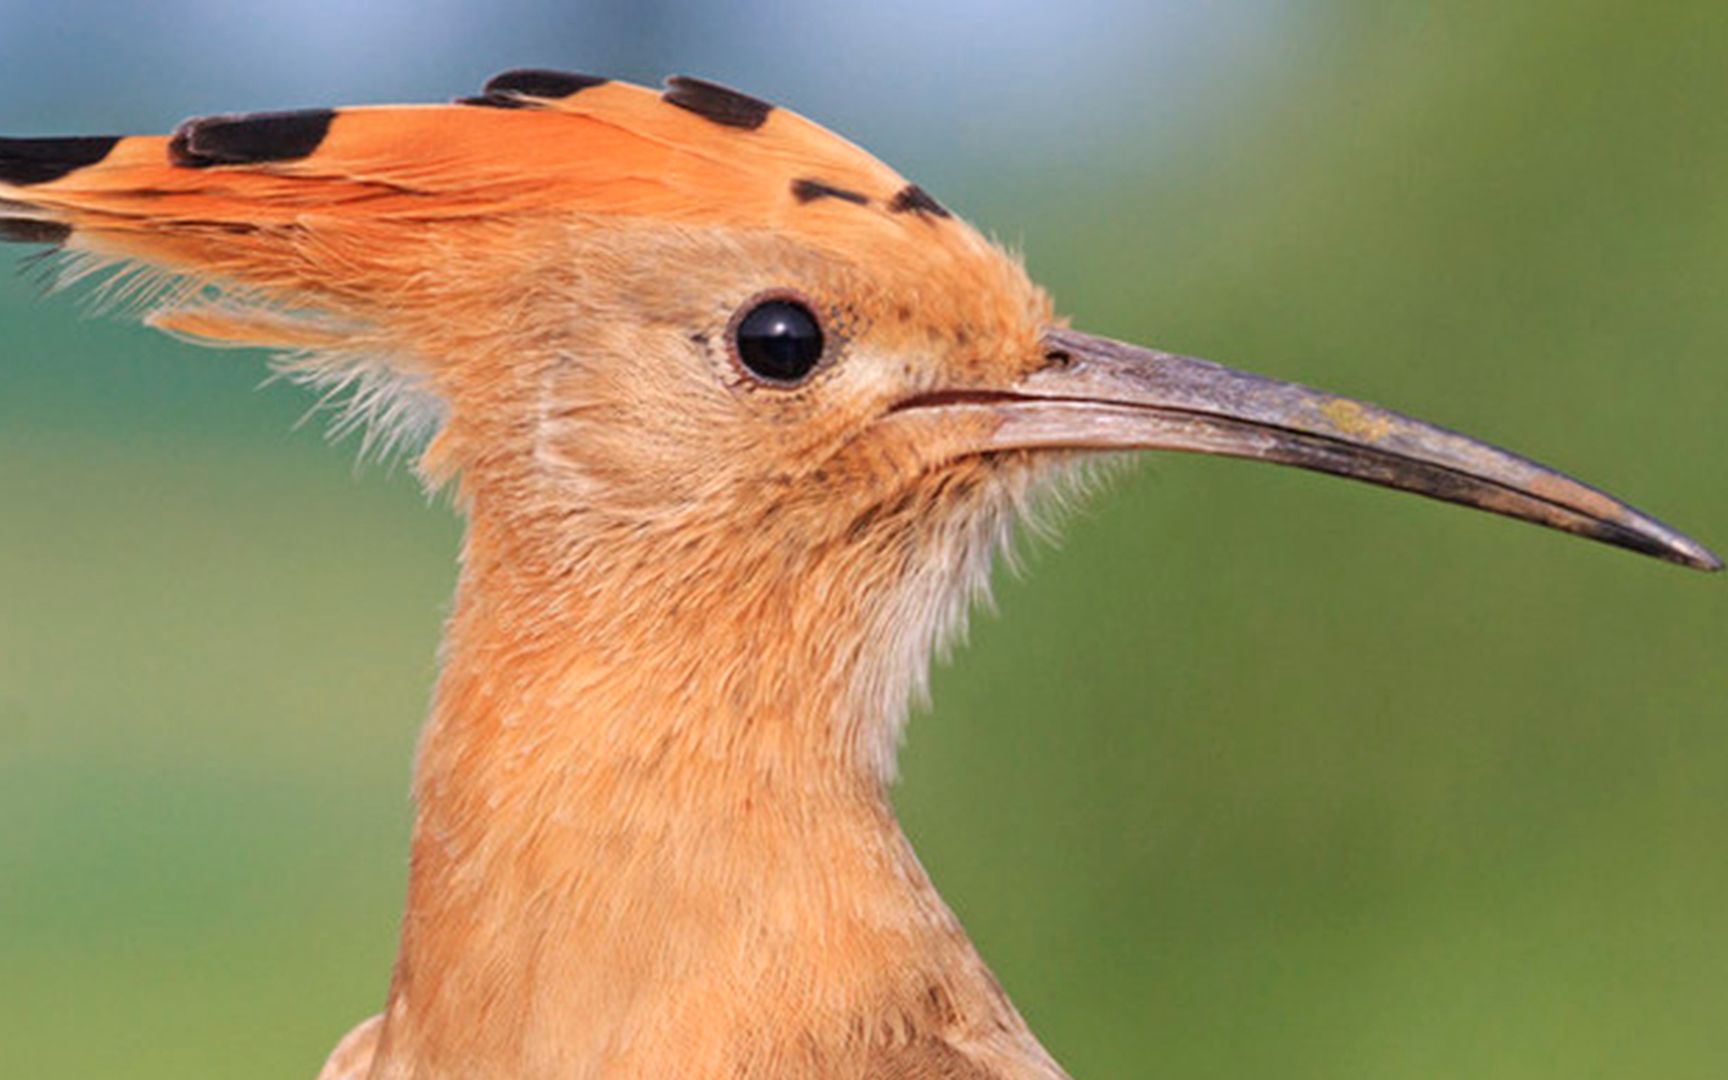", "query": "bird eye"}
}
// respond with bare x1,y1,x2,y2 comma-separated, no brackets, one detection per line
732,297,825,384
